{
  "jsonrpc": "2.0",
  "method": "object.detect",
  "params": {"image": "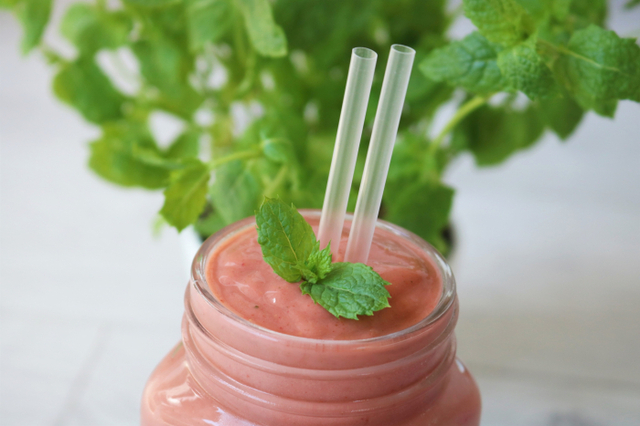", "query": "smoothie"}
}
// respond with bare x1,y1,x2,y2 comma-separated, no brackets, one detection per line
208,215,440,339
141,212,481,425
